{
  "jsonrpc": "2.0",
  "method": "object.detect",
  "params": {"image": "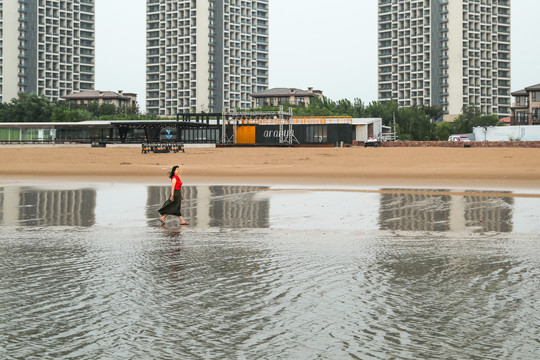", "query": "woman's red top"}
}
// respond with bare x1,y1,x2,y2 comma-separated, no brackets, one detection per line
172,175,182,190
